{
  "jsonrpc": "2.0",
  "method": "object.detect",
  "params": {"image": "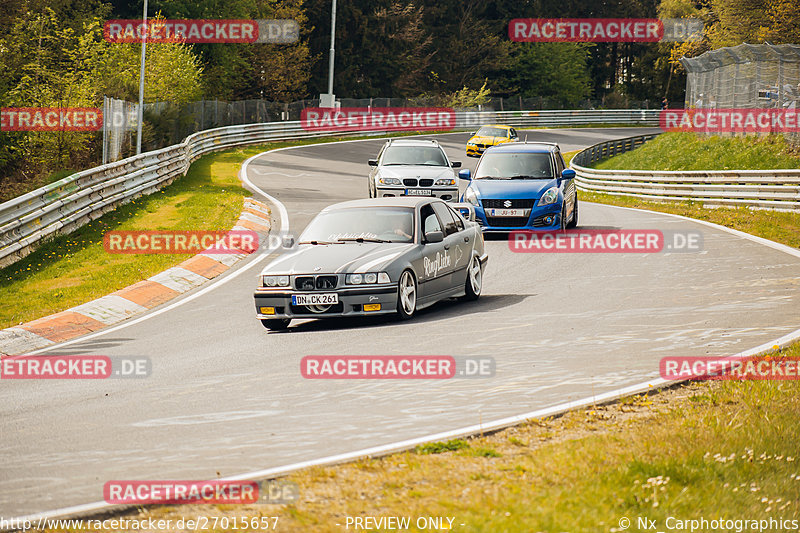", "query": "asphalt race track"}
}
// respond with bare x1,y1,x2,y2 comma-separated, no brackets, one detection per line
3,128,800,518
